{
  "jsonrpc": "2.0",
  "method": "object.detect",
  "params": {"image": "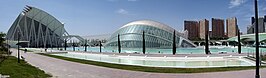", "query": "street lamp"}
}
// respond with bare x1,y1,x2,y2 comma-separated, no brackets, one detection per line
57,37,59,50
254,0,260,78
238,28,241,54
64,38,67,50
17,31,20,63
205,27,209,54
50,33,53,49
85,39,87,52
117,34,121,53
172,30,176,55
99,41,102,53
72,40,75,51
142,31,145,54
